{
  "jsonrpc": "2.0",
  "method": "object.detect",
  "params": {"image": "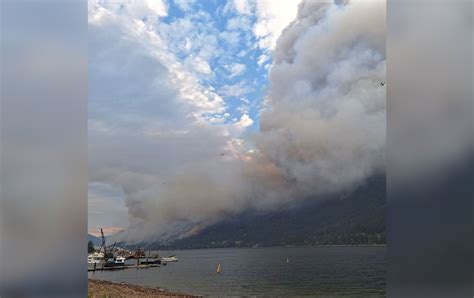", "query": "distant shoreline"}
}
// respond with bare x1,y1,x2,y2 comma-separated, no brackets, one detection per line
88,279,199,298
145,243,387,251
